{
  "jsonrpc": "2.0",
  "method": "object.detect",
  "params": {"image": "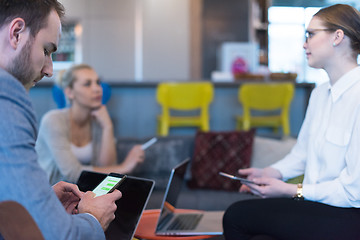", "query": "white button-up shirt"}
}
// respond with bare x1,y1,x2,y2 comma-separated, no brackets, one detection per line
272,66,360,207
